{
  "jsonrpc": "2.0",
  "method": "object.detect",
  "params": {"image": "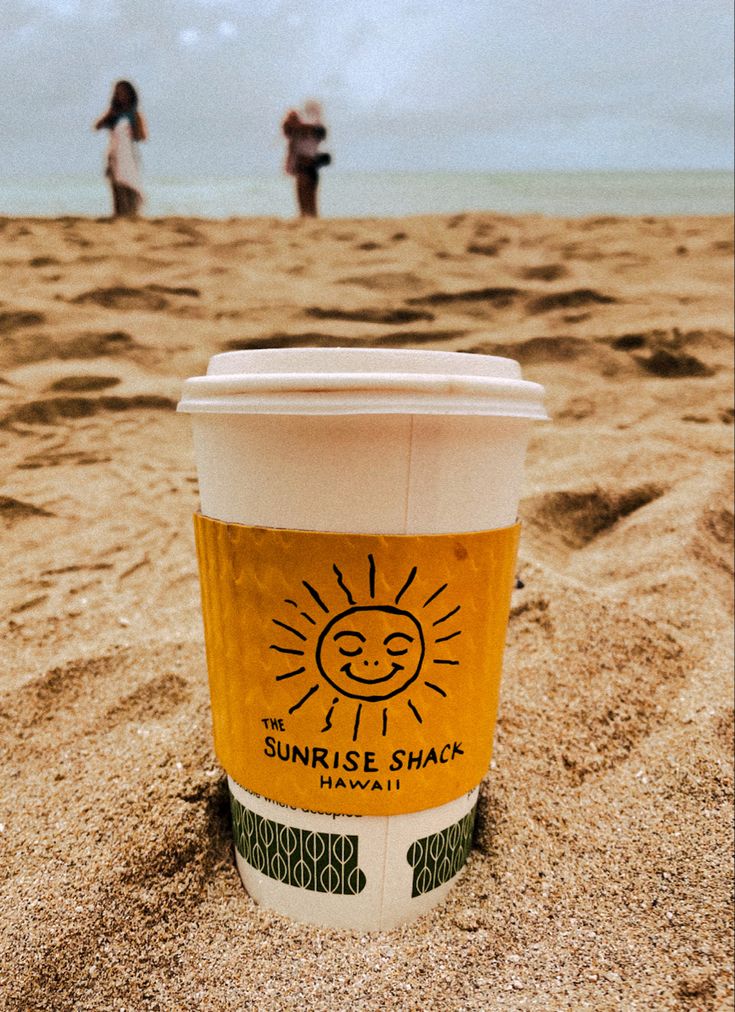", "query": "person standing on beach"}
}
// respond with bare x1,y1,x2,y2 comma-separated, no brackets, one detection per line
282,101,330,218
94,80,148,218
